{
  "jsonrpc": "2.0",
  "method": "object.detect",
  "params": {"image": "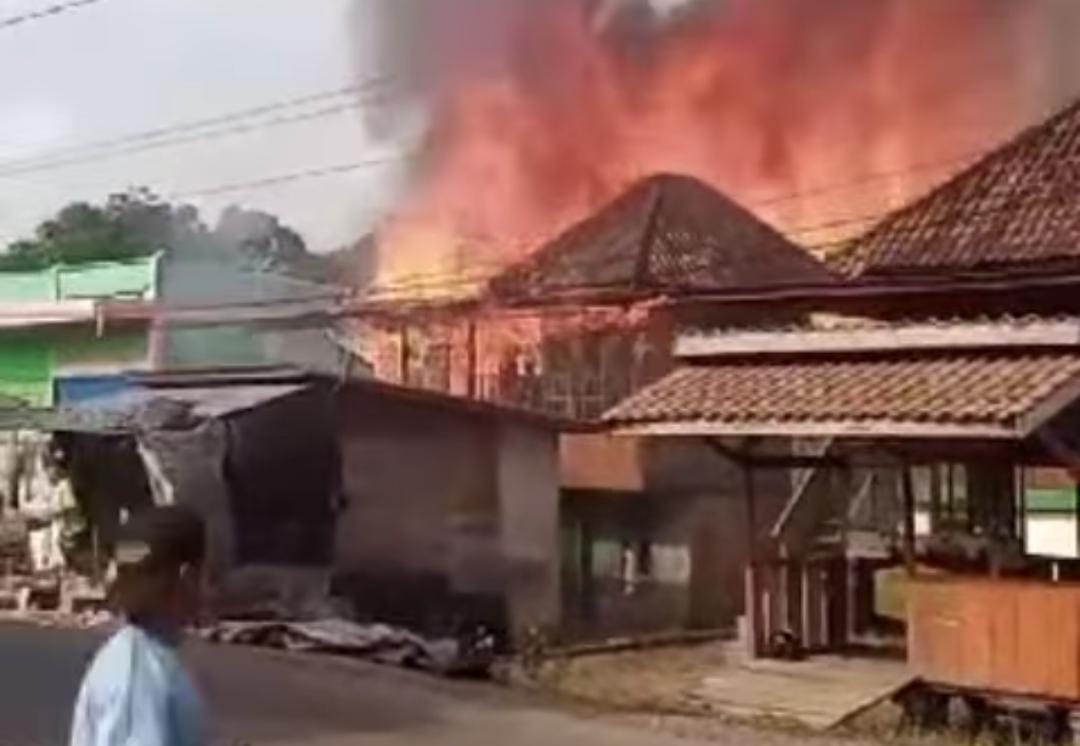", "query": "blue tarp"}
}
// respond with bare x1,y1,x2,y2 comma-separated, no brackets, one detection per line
55,375,133,405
